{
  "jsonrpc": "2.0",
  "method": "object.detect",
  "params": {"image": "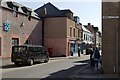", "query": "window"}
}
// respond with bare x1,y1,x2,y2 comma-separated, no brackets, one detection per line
73,28,75,37
86,34,87,40
13,6,18,17
84,34,85,40
29,47,42,52
27,11,31,21
13,47,26,53
28,16,31,21
12,38,19,46
78,30,80,37
70,27,72,37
